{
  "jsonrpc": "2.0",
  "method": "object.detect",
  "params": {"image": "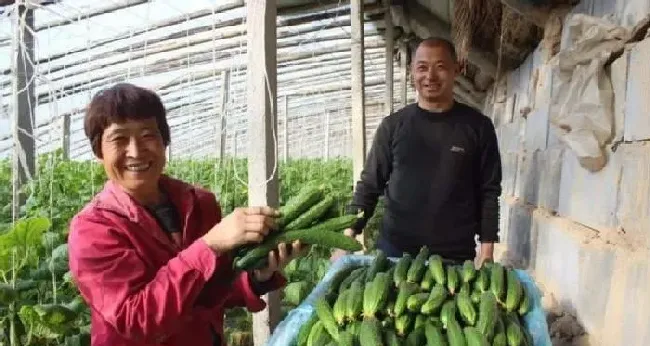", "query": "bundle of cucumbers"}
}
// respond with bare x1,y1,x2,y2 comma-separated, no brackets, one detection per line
296,246,535,346
233,183,363,271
